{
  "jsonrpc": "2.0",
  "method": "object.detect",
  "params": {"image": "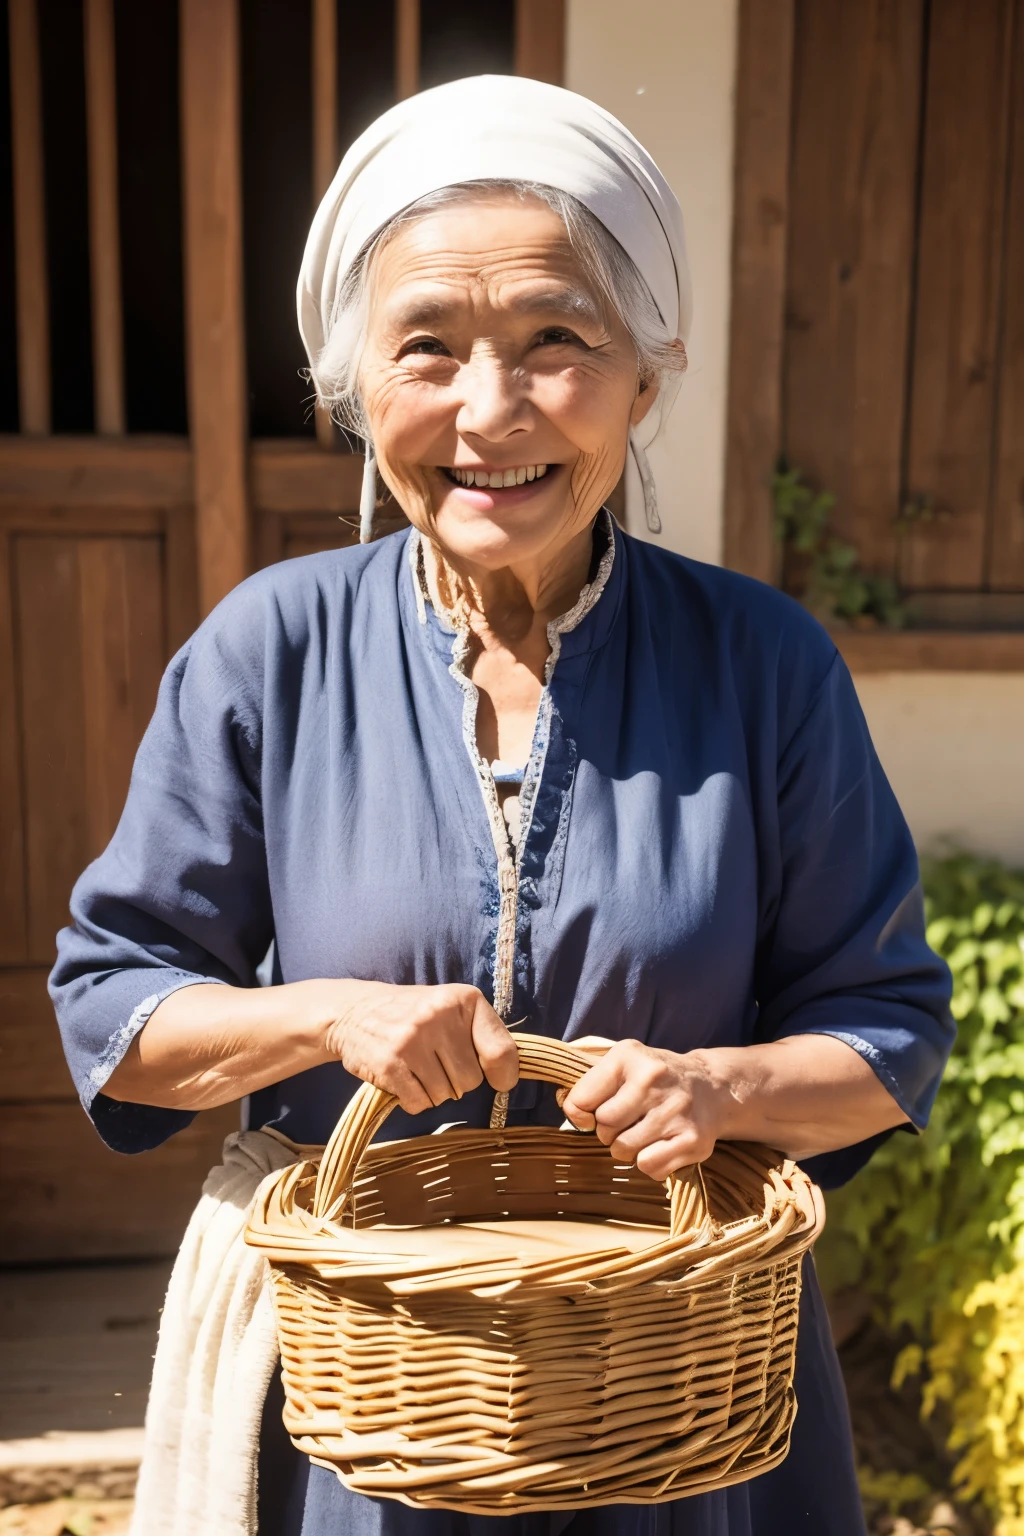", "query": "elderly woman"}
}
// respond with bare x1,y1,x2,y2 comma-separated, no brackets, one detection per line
51,76,951,1536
